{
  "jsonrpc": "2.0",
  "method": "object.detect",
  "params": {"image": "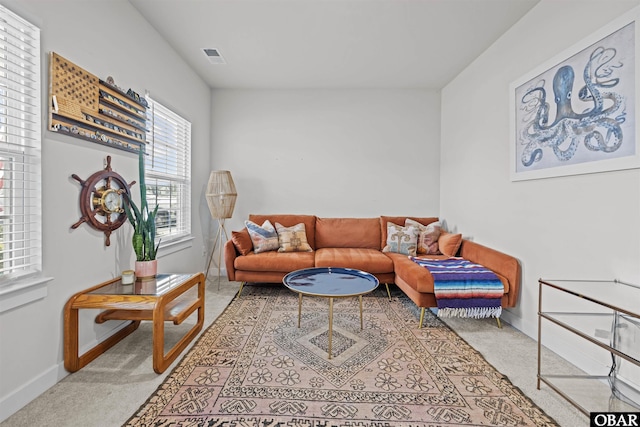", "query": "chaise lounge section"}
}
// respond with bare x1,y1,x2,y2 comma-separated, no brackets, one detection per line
224,214,521,327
